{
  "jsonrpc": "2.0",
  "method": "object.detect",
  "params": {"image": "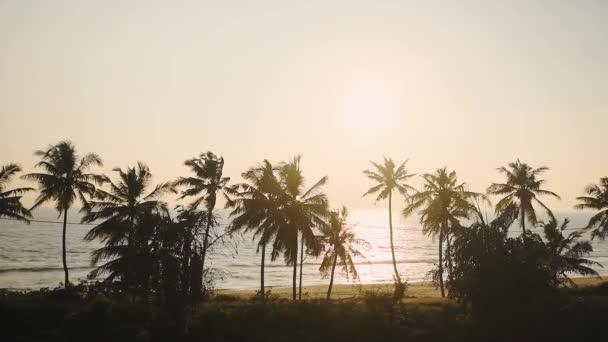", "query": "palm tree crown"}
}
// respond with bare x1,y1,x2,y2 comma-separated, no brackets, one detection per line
574,177,608,239
0,163,33,222
83,162,173,246
363,157,416,284
487,159,560,234
541,218,600,286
